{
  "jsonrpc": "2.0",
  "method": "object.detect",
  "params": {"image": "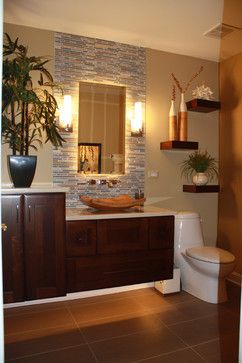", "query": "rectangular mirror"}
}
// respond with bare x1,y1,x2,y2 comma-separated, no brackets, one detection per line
78,82,126,174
